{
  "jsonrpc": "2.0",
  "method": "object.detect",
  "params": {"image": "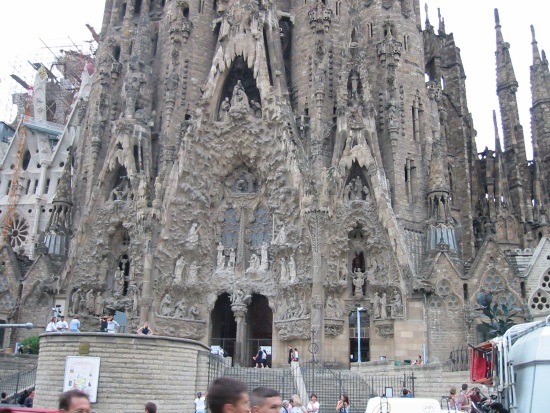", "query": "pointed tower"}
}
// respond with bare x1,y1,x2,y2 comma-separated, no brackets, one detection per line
530,25,550,201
